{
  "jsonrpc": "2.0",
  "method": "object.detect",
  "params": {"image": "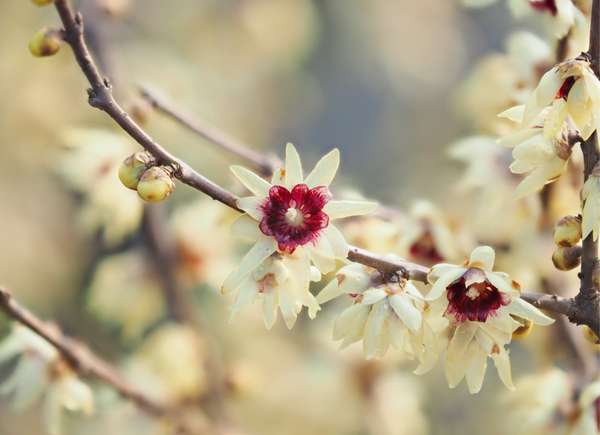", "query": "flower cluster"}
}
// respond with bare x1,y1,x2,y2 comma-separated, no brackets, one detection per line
222,143,378,329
